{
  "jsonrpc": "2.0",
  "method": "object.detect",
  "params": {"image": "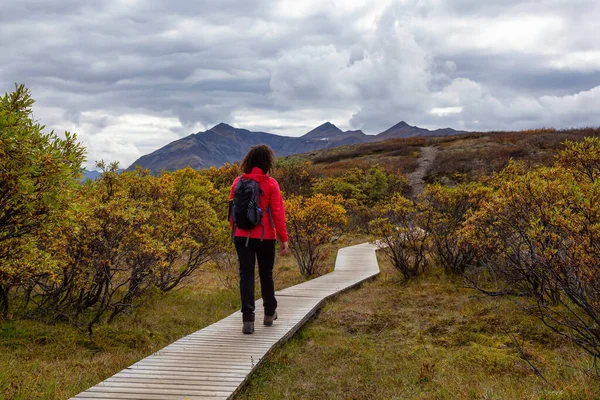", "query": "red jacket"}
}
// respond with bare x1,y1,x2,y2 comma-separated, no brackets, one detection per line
229,167,288,242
